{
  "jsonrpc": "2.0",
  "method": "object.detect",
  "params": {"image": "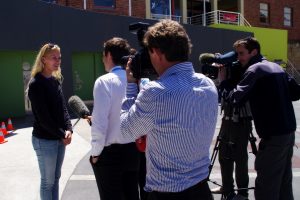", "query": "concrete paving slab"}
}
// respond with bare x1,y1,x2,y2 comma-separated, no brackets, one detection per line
0,119,90,200
2,101,300,200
